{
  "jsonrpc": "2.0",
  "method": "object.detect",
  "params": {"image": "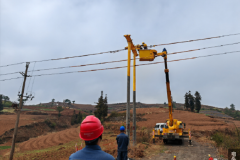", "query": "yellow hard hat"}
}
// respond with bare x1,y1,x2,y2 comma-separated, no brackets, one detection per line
142,42,145,44
208,154,211,157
